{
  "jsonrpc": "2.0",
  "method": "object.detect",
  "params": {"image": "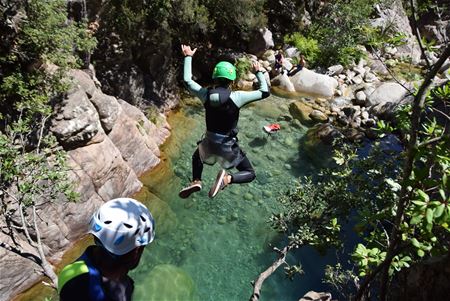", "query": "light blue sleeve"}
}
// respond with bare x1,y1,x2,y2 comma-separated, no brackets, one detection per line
230,71,270,108
183,56,208,103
